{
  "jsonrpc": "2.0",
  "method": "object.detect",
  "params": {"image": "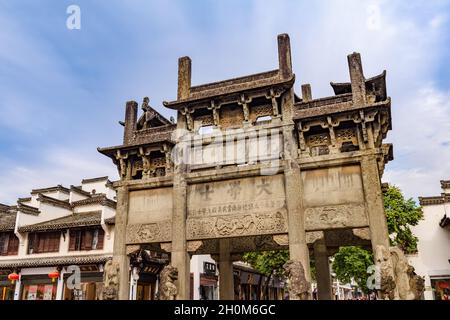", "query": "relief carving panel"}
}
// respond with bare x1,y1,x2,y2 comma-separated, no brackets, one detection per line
305,204,368,231
187,175,287,239
126,220,172,244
